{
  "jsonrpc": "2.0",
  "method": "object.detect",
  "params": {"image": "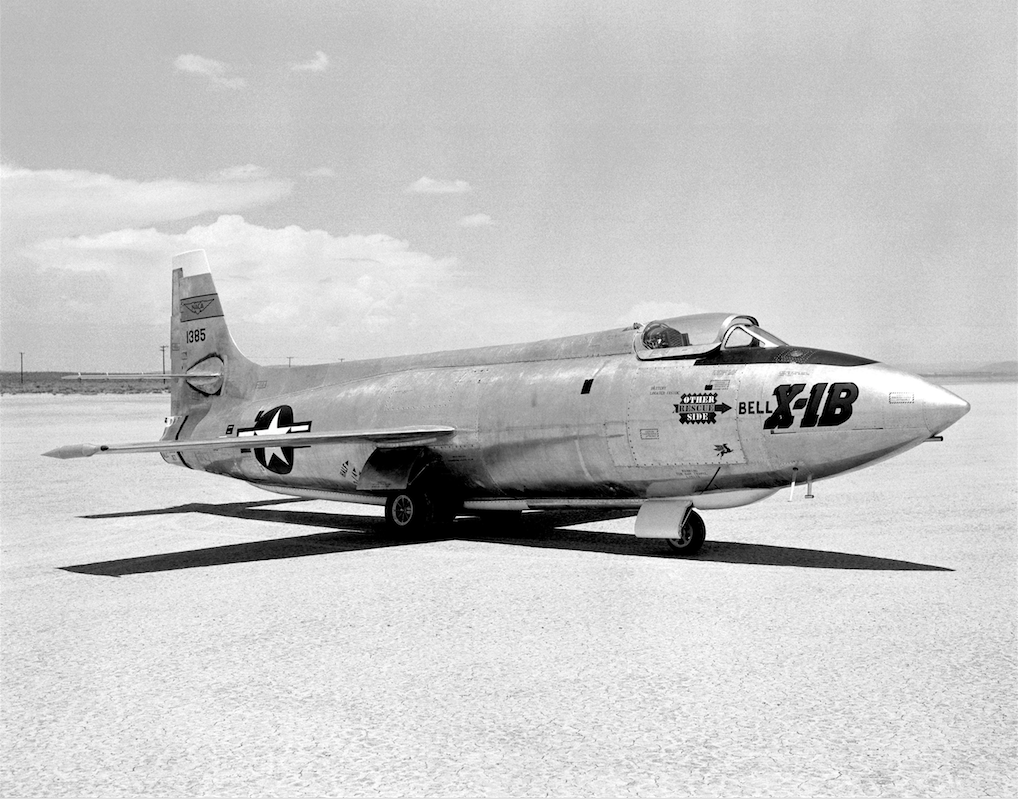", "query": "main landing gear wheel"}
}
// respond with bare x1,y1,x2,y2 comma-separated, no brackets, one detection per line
666,508,706,556
384,489,434,535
